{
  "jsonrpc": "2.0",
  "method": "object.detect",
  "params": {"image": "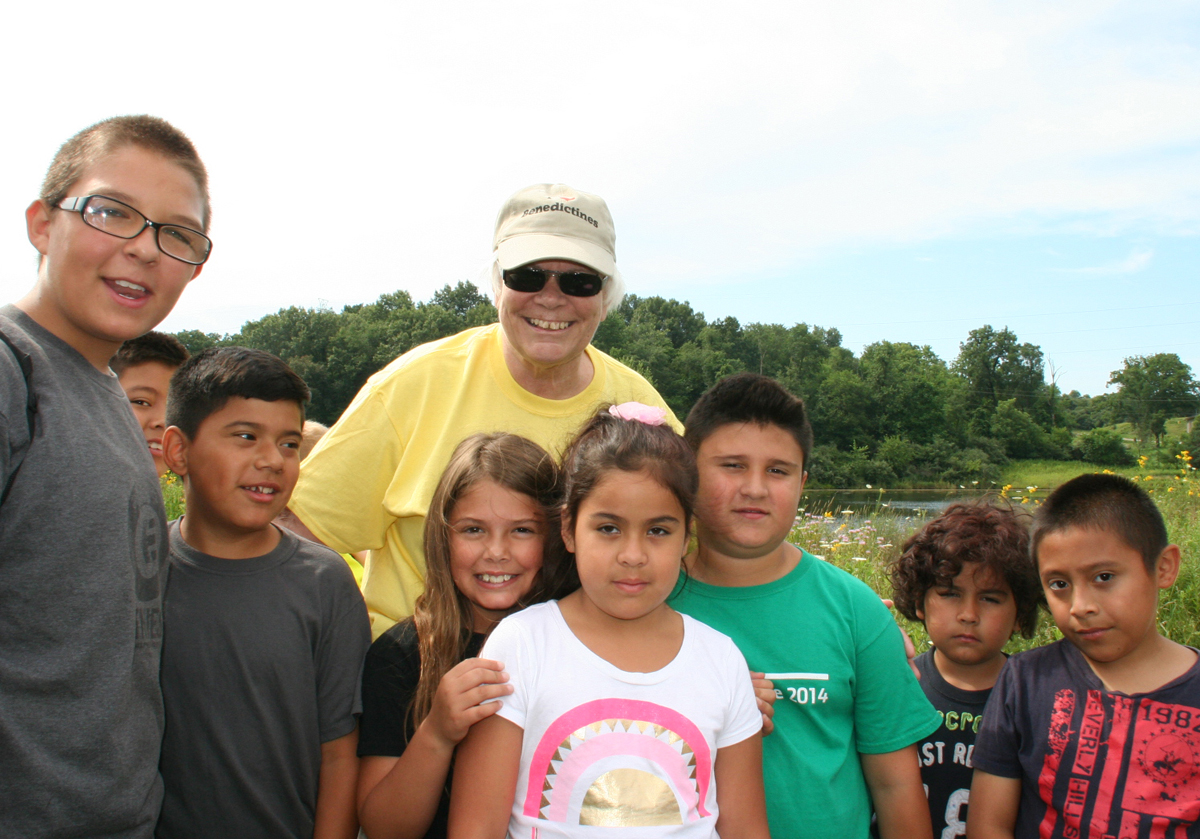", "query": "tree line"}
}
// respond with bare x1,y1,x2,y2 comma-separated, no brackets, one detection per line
173,283,1200,488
